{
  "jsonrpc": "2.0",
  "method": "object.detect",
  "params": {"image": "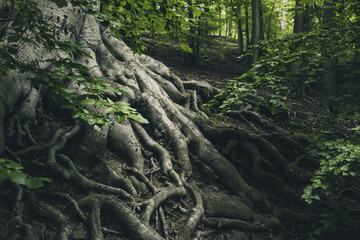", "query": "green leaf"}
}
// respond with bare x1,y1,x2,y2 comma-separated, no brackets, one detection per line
117,115,128,123
180,44,193,53
0,168,10,179
128,114,149,124
94,124,102,132
193,8,202,17
63,88,76,94
9,171,27,185
5,161,23,170
81,98,96,105
104,107,117,114
25,177,51,189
